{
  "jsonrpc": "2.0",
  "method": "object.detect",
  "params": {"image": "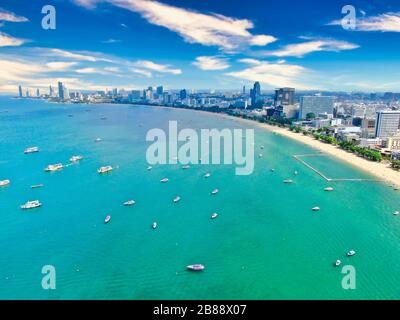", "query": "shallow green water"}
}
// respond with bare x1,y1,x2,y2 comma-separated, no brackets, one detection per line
0,97,399,299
